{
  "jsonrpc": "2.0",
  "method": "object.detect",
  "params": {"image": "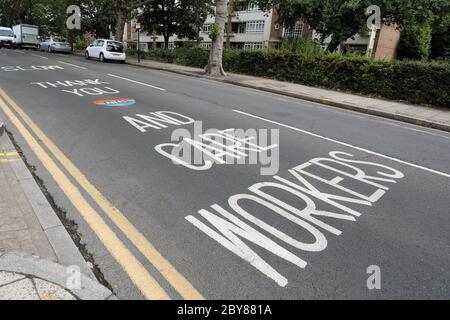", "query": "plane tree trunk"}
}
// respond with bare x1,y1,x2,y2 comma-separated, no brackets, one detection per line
205,0,227,77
